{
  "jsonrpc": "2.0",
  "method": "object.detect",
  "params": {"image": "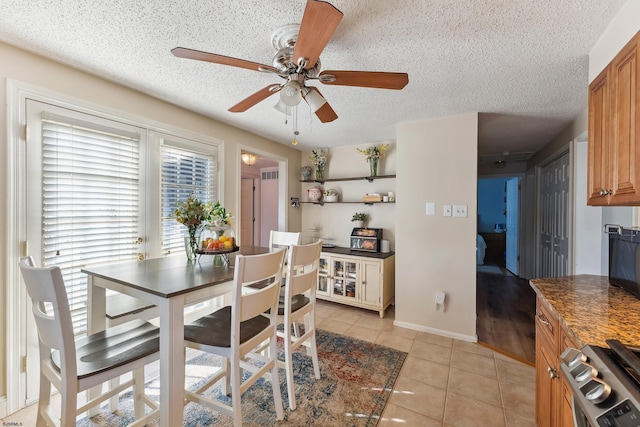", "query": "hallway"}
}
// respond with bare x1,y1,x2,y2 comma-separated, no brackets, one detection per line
476,265,536,365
